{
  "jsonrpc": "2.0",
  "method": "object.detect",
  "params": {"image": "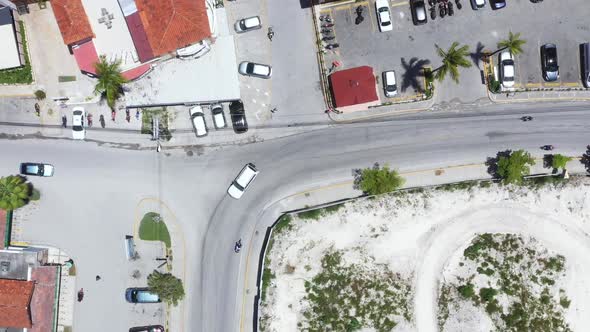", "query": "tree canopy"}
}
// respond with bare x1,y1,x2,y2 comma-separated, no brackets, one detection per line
434,42,472,83
147,270,185,306
497,31,526,56
94,56,127,110
550,154,572,170
0,175,31,211
497,150,536,184
356,163,405,195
